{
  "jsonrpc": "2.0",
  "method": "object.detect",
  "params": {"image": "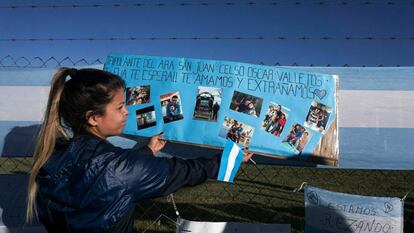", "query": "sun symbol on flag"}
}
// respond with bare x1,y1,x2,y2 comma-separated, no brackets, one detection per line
307,191,319,205
384,202,394,213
